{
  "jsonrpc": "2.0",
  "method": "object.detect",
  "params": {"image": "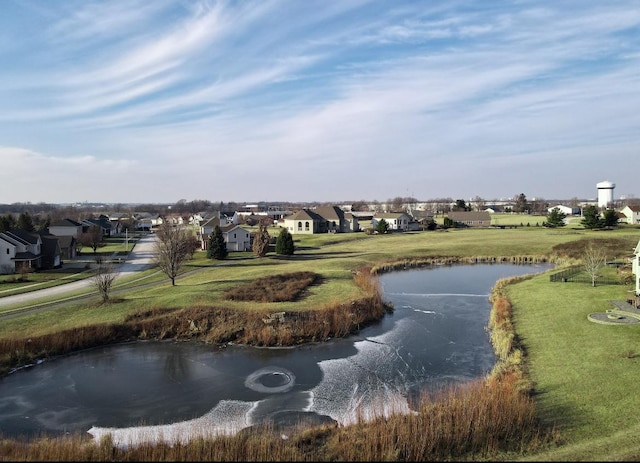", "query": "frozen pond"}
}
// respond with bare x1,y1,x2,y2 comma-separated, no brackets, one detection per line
0,263,552,446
